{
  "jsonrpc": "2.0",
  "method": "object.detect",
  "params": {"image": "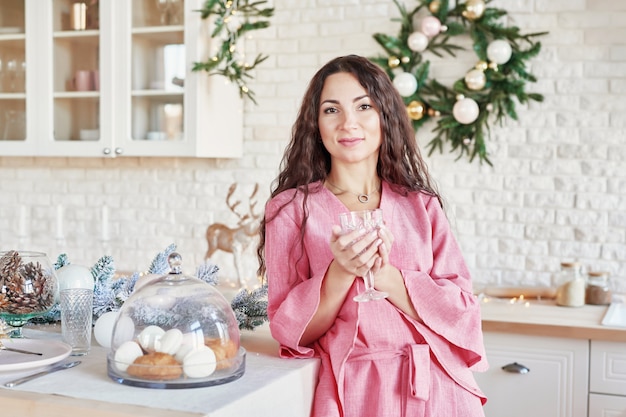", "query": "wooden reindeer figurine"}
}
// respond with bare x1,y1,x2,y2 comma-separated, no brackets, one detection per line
205,183,260,288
